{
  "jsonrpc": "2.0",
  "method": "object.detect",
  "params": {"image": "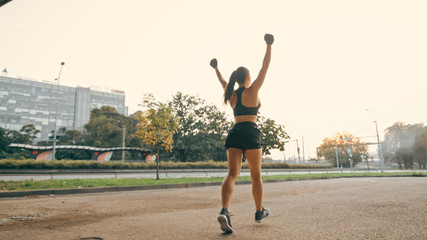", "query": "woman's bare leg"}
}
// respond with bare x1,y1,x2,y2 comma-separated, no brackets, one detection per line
221,147,243,209
245,148,263,211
